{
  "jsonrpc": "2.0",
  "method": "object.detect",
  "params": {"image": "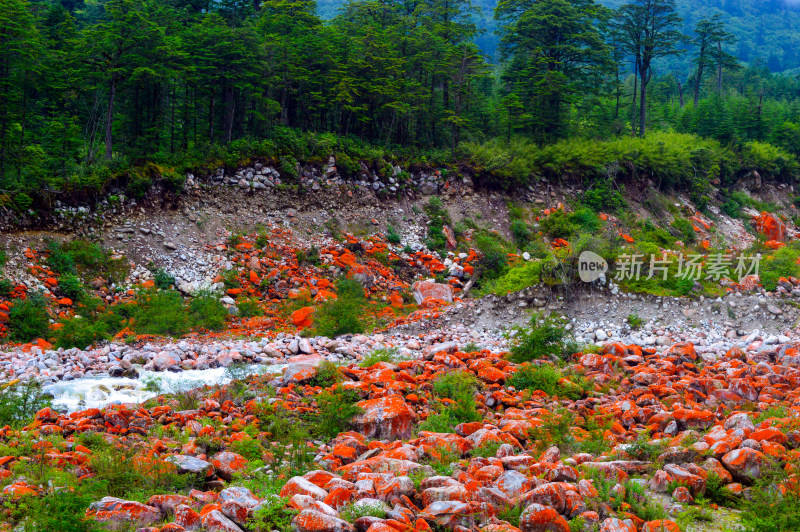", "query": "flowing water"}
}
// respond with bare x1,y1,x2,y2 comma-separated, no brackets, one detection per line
42,364,286,413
